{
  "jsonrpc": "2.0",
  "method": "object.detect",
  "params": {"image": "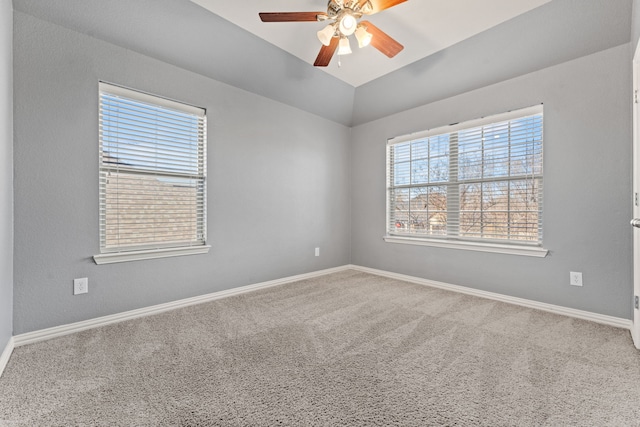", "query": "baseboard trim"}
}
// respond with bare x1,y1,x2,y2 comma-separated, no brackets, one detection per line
12,263,632,349
350,265,633,331
0,337,15,378
13,265,351,348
